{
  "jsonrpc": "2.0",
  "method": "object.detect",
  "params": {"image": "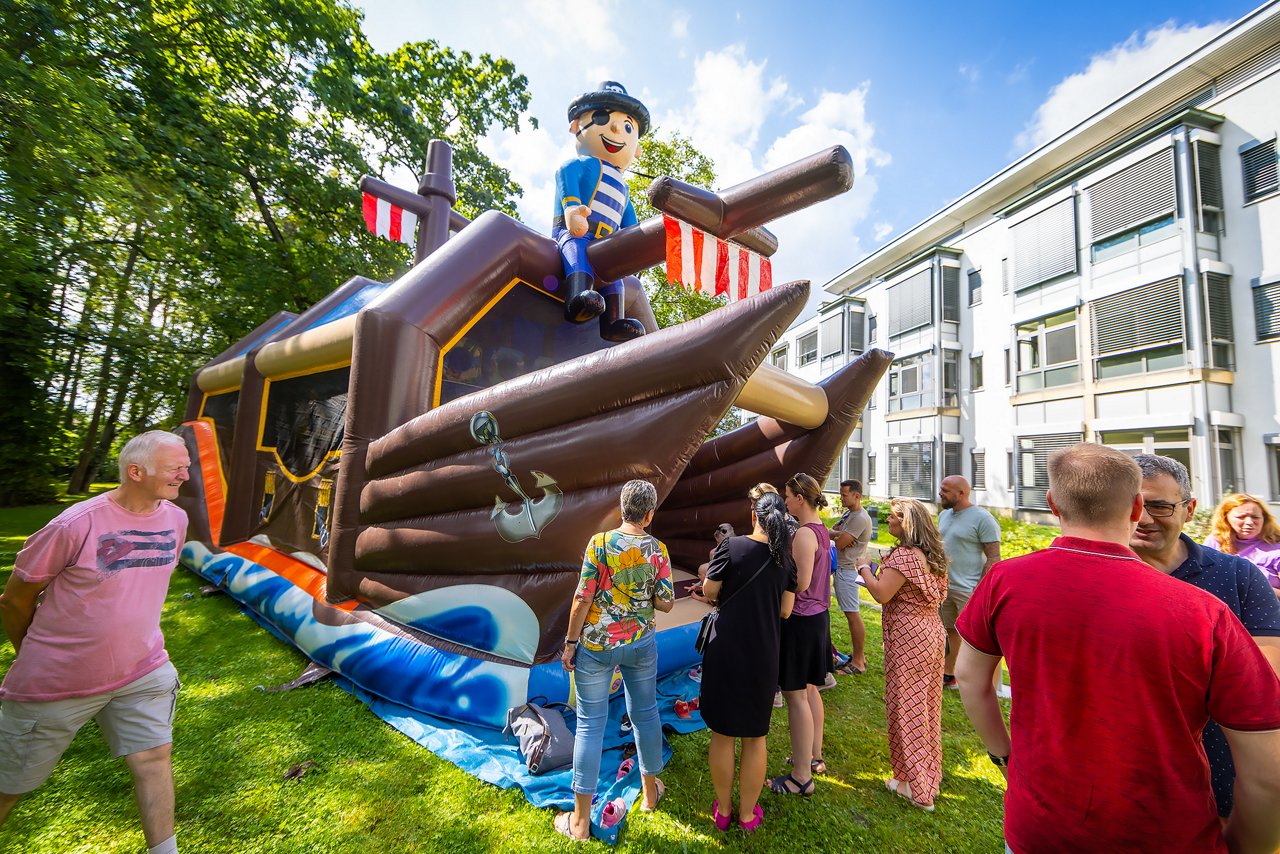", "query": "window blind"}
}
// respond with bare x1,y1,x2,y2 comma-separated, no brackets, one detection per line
1012,198,1077,291
888,268,933,336
1092,277,1184,356
1089,148,1177,240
